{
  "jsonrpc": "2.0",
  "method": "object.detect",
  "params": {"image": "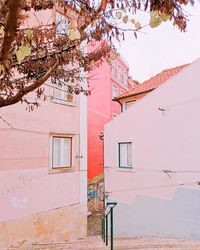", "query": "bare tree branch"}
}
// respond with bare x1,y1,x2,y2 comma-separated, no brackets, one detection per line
0,0,21,67
0,62,59,107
